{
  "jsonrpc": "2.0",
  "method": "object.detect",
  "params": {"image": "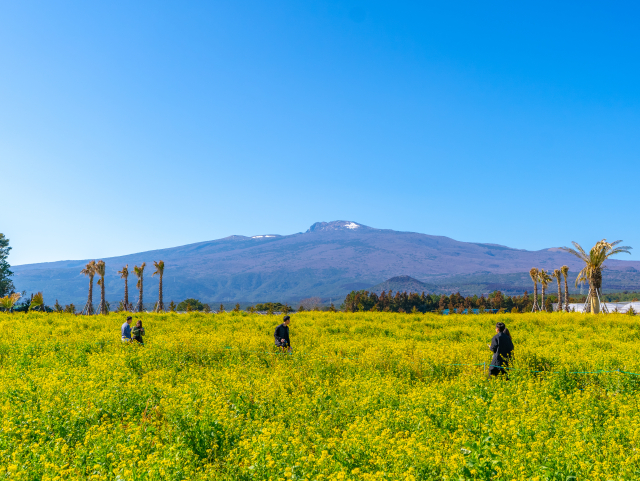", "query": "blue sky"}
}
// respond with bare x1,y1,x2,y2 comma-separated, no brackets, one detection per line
2,1,640,265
